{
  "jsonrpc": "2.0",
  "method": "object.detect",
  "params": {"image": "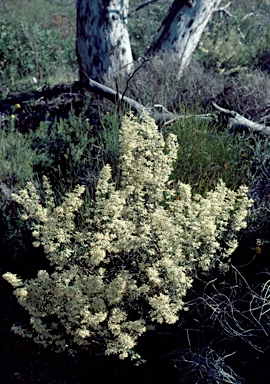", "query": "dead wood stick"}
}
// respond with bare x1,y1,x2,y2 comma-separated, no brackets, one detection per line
86,78,215,124
86,79,270,133
212,102,270,135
